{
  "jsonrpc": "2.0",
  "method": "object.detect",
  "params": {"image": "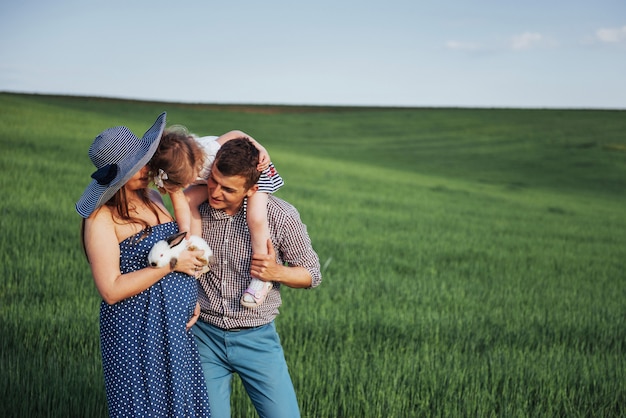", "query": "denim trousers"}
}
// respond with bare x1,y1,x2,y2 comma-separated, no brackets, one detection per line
193,320,300,418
